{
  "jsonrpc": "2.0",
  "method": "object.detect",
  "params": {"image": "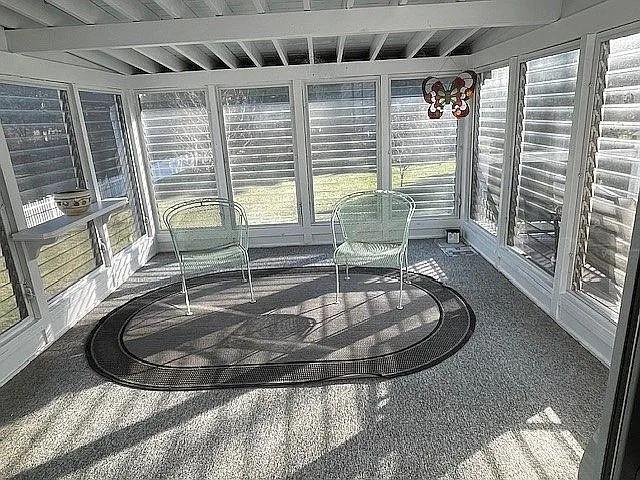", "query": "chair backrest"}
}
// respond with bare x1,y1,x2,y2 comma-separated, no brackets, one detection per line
163,198,248,254
332,190,415,244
